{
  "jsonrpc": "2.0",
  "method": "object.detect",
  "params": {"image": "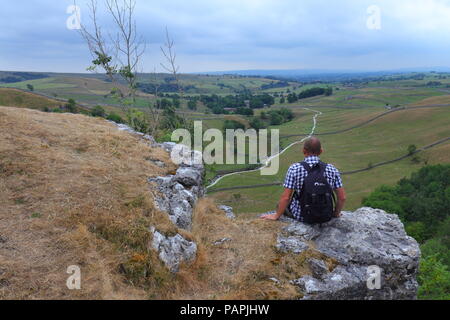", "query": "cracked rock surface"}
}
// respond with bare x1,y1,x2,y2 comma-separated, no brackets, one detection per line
150,228,197,273
279,208,420,300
